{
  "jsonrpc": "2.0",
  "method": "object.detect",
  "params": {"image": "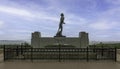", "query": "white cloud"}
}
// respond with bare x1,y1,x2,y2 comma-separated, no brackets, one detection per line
65,14,87,25
0,20,4,28
106,0,120,5
0,5,87,25
89,20,117,30
0,6,35,18
100,7,120,18
0,5,60,22
89,5,120,31
8,29,33,33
